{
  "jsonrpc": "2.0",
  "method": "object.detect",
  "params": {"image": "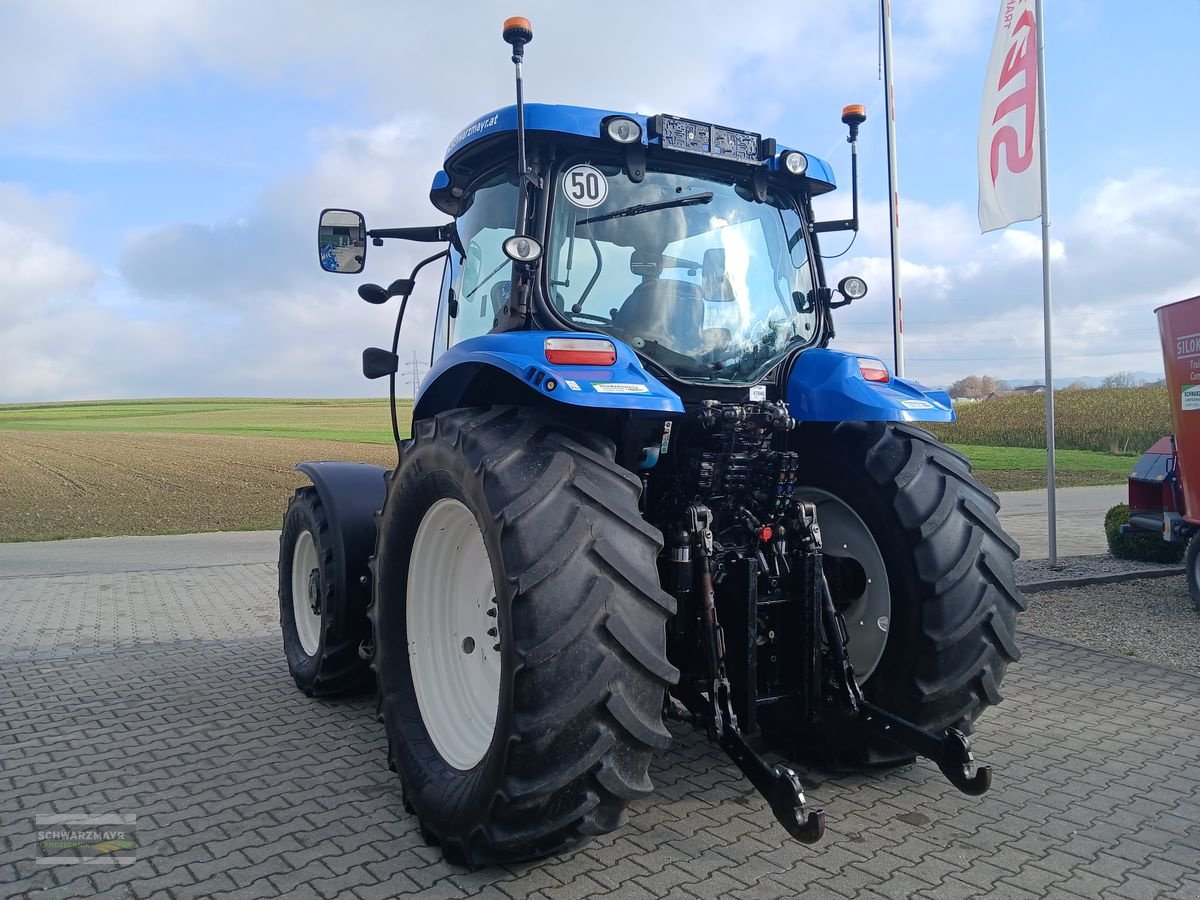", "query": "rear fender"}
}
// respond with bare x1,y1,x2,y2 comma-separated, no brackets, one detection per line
294,461,388,625
785,349,954,423
414,331,683,420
